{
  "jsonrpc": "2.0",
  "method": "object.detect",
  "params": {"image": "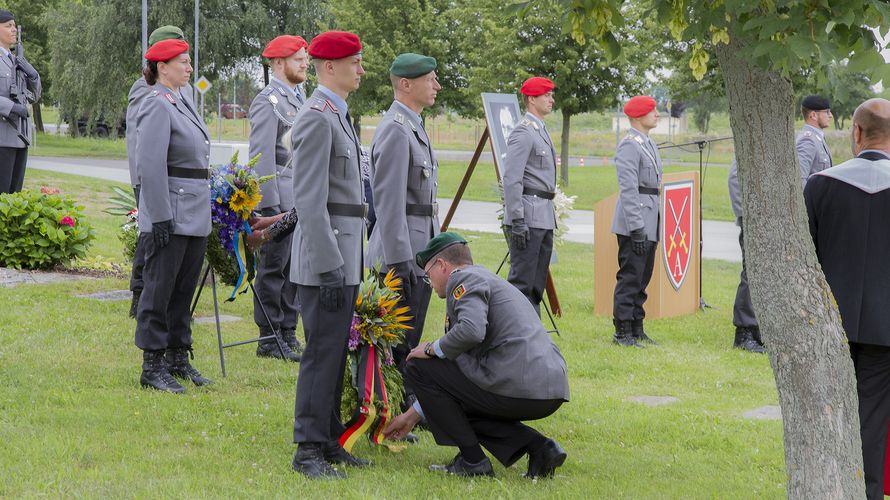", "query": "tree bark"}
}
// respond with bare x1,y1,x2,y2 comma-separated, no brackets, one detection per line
715,36,864,498
560,109,570,185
